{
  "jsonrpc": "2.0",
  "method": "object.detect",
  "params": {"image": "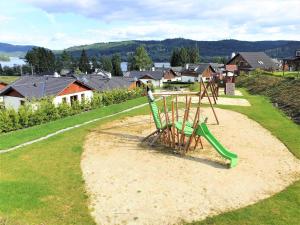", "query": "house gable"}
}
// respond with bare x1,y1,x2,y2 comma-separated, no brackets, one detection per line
163,70,177,80
58,81,92,96
4,88,24,98
139,75,155,80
